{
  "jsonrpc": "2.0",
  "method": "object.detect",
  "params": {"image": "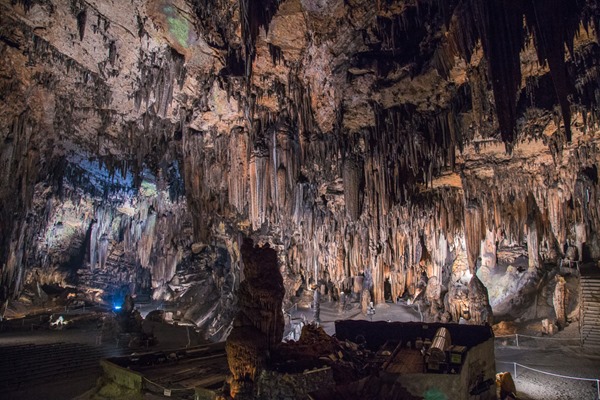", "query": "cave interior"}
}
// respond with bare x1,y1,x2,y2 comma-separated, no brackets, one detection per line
1,0,600,399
